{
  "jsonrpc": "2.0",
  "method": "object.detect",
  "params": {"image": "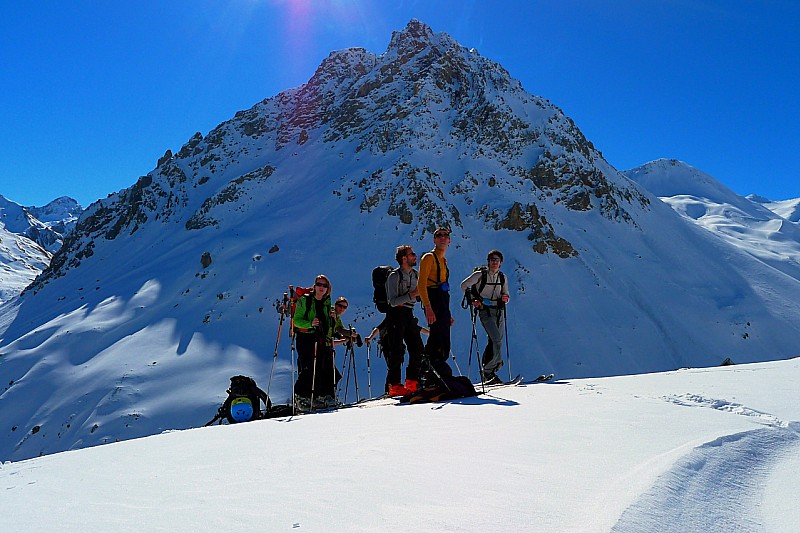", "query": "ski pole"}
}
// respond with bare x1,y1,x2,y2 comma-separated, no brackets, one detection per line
503,304,512,381
290,334,297,413
342,342,351,403
449,350,463,376
470,306,484,381
366,341,372,399
331,335,340,405
466,307,475,379
310,339,318,412
339,344,348,398
288,286,297,413
426,354,451,393
472,306,486,393
350,326,360,402
330,309,339,404
266,292,289,403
